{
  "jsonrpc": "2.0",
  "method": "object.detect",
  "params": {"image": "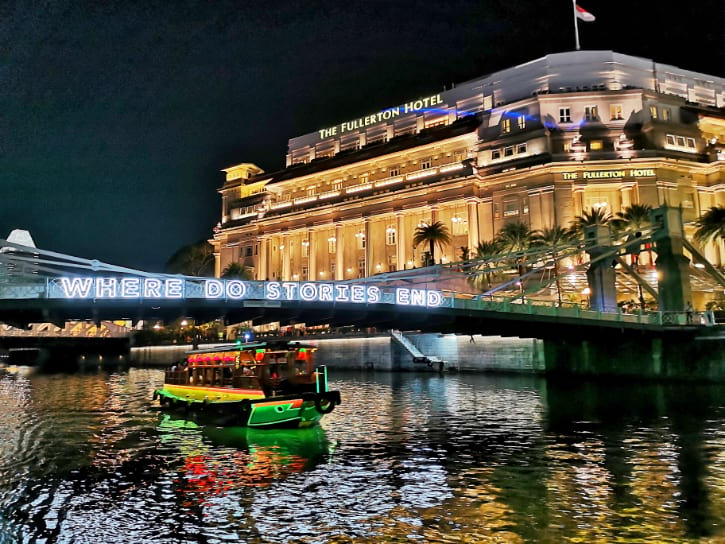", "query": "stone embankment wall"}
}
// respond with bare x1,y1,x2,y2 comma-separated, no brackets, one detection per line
130,334,542,373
